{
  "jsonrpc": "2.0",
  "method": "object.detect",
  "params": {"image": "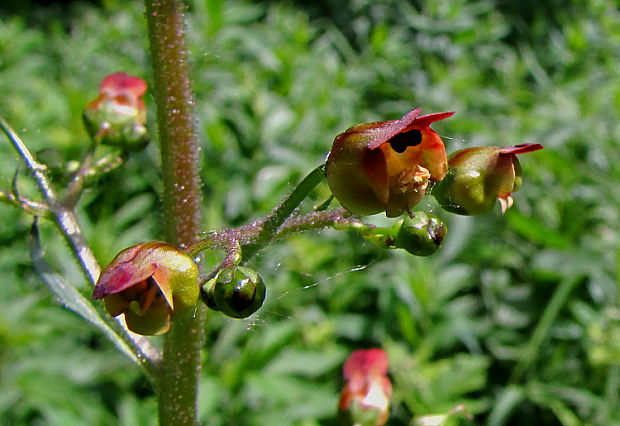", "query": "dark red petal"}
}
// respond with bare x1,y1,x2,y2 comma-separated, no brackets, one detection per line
100,72,147,96
499,143,543,155
404,111,455,130
368,108,422,149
